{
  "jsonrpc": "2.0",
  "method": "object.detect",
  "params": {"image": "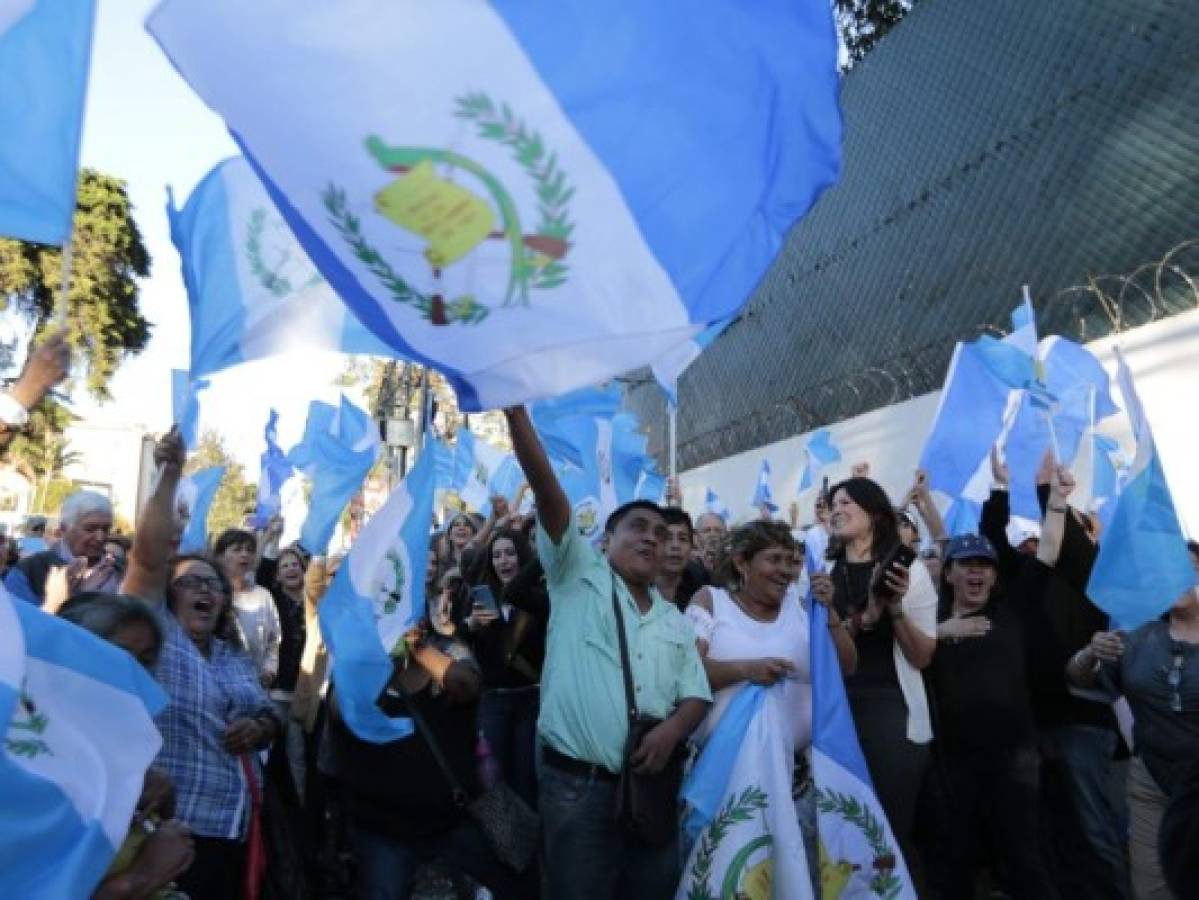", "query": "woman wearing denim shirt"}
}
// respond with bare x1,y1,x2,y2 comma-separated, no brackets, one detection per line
122,428,279,900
